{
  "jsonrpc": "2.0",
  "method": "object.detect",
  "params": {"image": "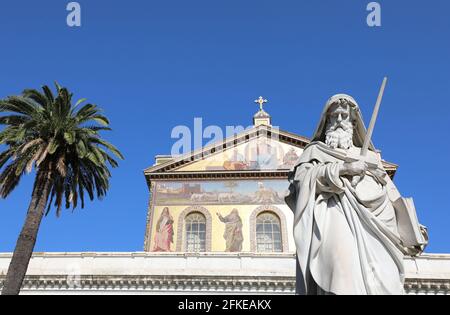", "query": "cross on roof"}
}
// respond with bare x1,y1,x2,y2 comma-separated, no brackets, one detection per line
254,96,268,111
